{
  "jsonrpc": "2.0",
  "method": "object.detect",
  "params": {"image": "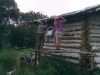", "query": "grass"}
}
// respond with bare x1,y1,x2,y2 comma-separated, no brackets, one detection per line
0,48,100,75
14,57,94,75
0,47,34,75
